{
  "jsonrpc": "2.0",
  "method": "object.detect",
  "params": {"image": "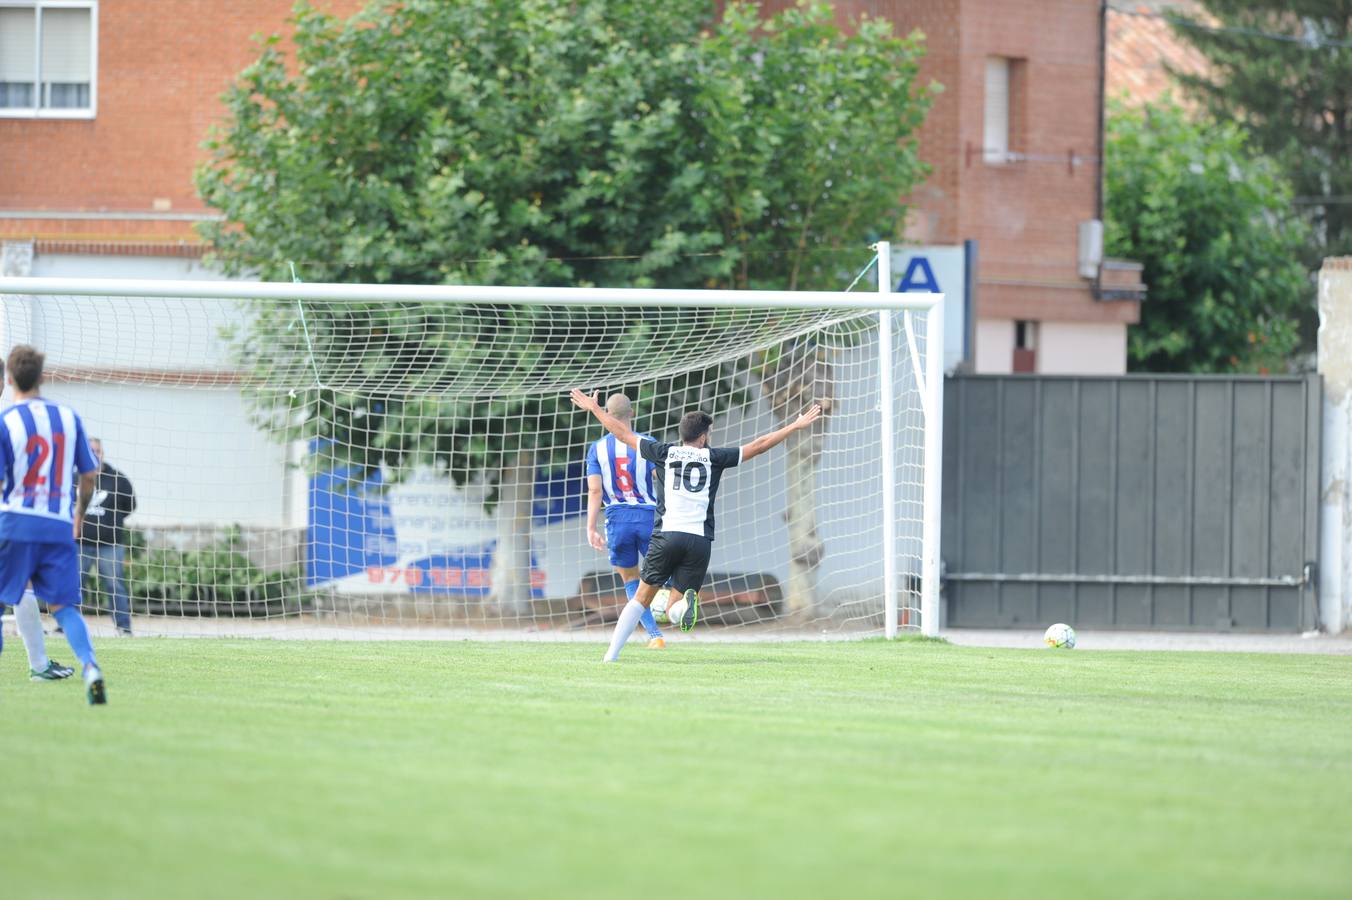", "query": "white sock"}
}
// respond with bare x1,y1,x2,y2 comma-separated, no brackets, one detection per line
604,599,646,662
15,590,49,672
